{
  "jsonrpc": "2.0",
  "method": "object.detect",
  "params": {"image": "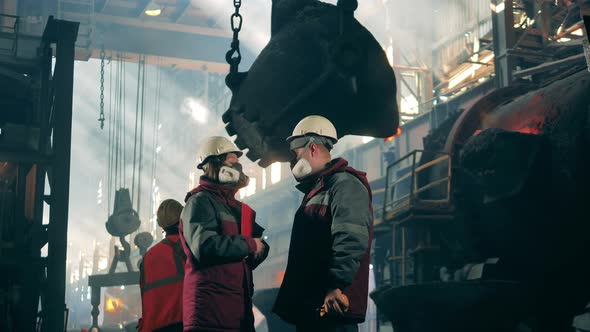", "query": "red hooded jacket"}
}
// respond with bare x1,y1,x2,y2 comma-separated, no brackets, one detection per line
179,178,269,332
